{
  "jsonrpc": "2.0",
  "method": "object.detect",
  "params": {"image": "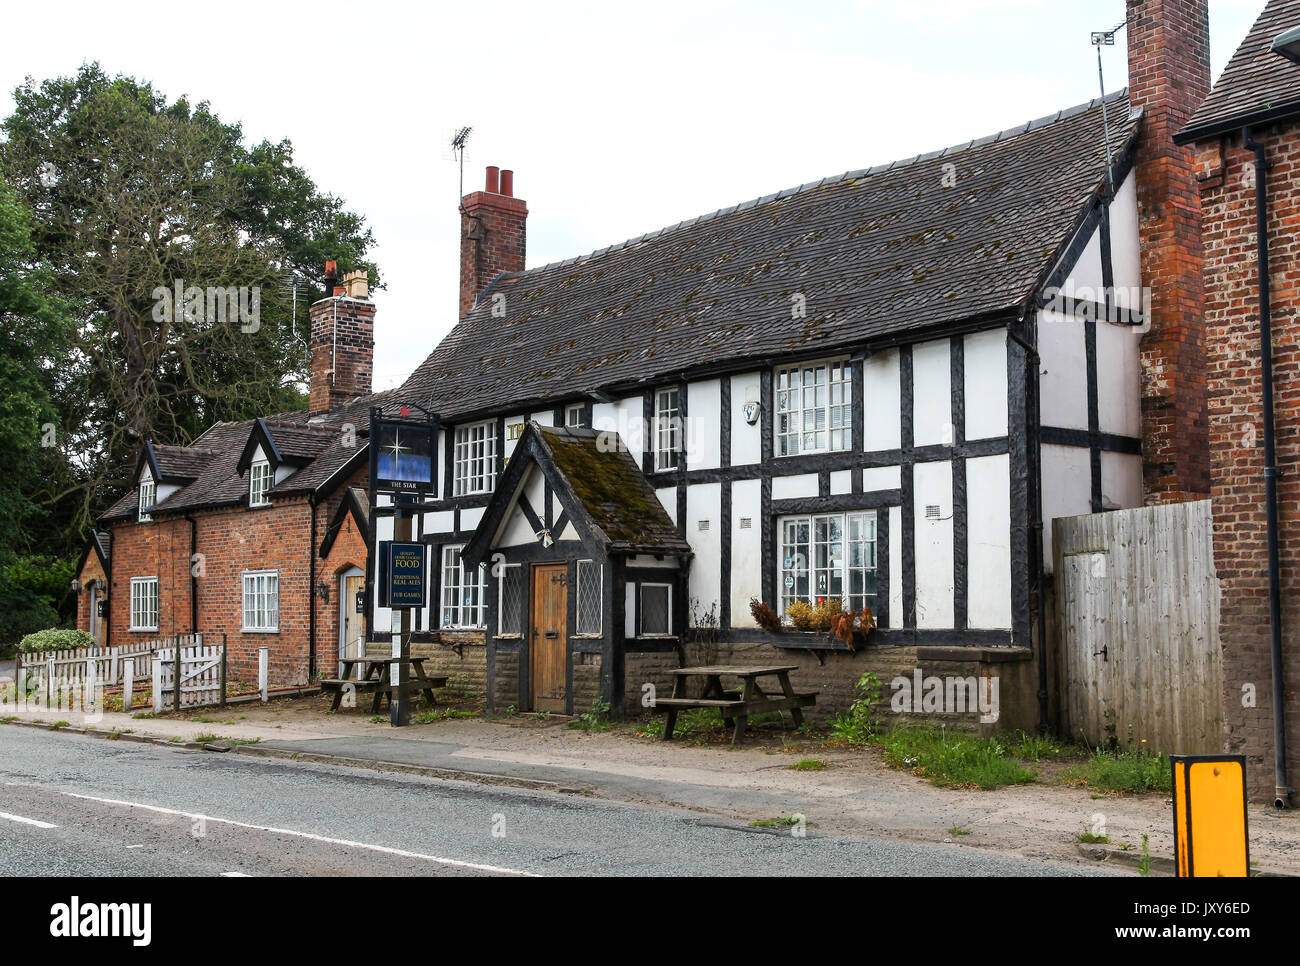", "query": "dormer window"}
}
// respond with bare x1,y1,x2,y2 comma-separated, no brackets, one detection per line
249,460,272,507
138,479,155,522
